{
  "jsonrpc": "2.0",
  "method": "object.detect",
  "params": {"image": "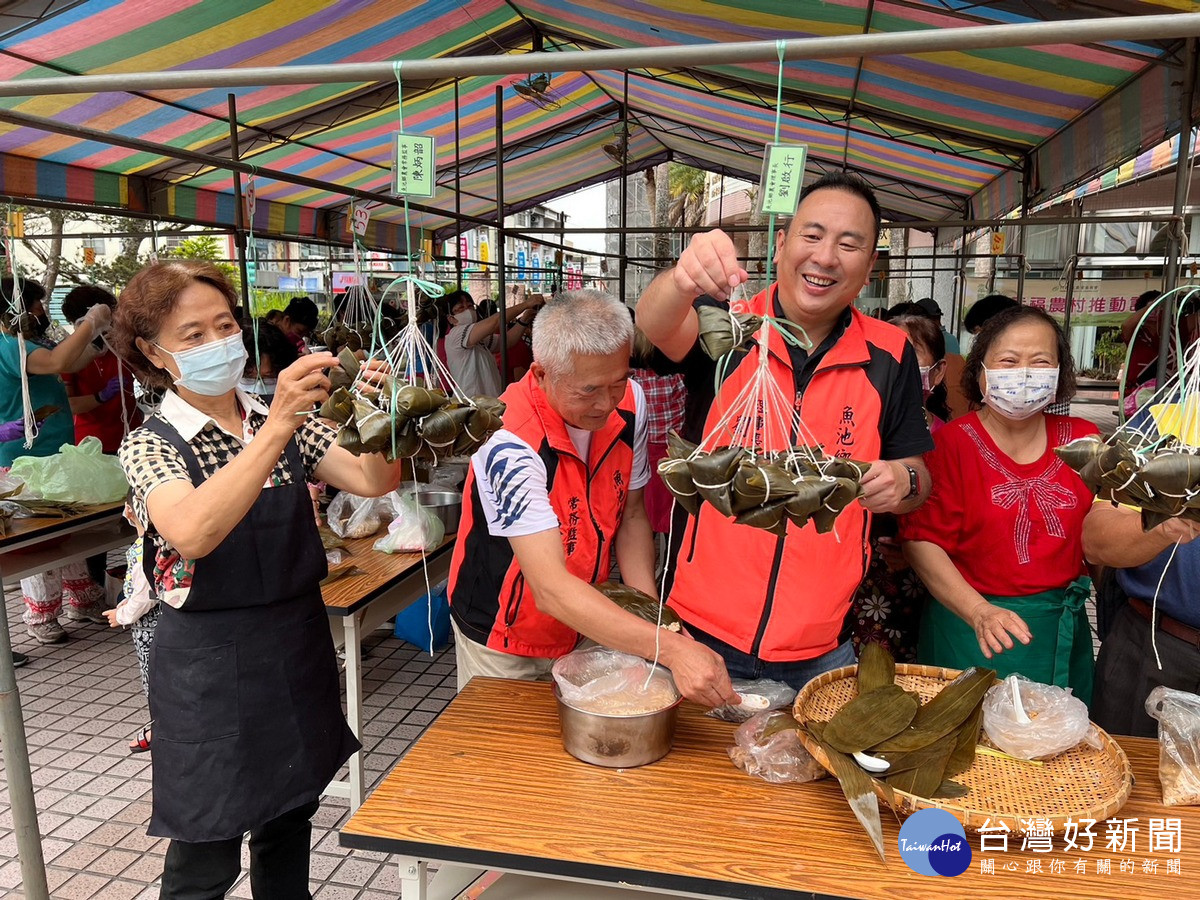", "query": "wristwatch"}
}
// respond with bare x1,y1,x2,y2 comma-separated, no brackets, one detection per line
901,463,920,500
